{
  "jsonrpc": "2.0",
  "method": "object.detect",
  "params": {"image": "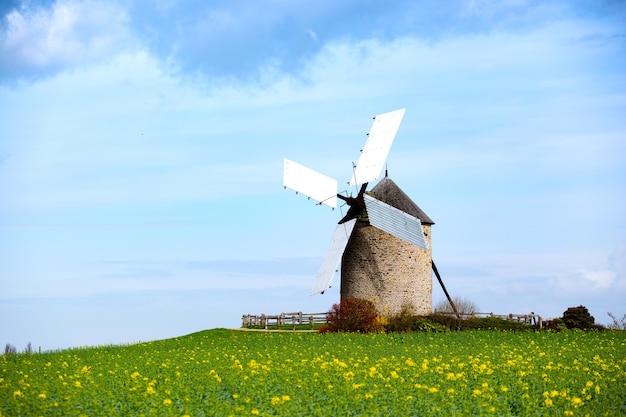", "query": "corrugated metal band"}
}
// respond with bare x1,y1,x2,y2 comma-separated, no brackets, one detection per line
363,194,428,250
